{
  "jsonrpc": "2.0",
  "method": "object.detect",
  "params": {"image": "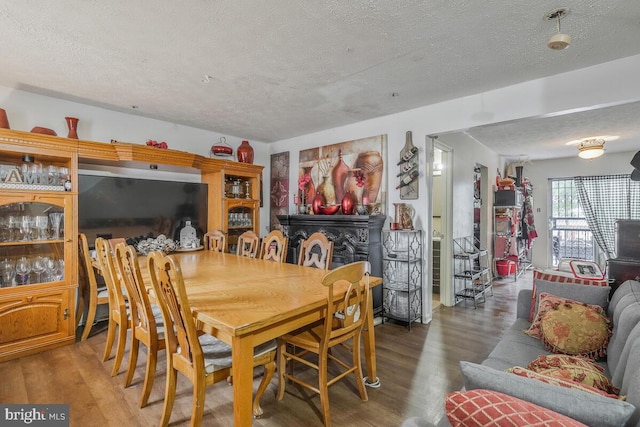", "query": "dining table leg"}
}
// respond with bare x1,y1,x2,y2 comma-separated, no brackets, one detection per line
363,295,380,388
232,336,255,426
